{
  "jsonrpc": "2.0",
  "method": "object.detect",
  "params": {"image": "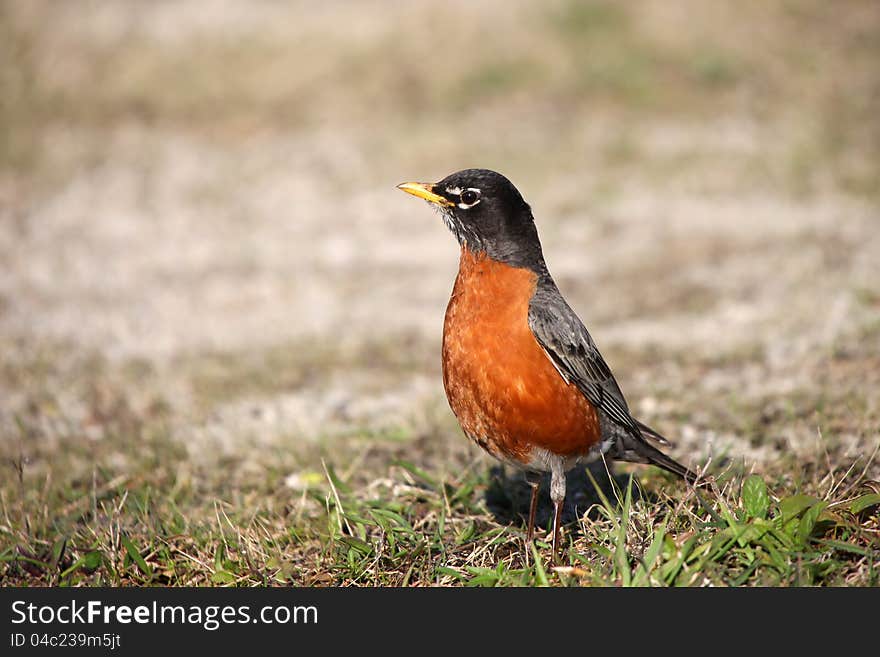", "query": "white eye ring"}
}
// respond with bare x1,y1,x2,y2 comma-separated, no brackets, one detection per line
457,188,481,209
